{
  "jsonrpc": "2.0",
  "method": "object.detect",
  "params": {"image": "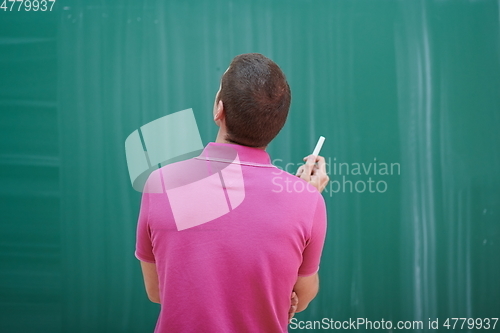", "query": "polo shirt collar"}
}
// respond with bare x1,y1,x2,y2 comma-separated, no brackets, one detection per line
200,142,272,166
